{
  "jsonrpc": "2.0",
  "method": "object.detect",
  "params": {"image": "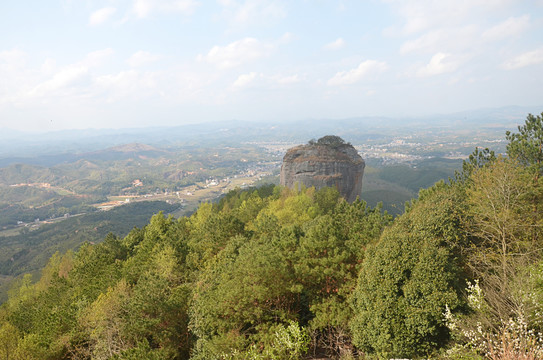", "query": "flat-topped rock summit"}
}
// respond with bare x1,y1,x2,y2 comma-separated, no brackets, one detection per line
280,135,365,202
